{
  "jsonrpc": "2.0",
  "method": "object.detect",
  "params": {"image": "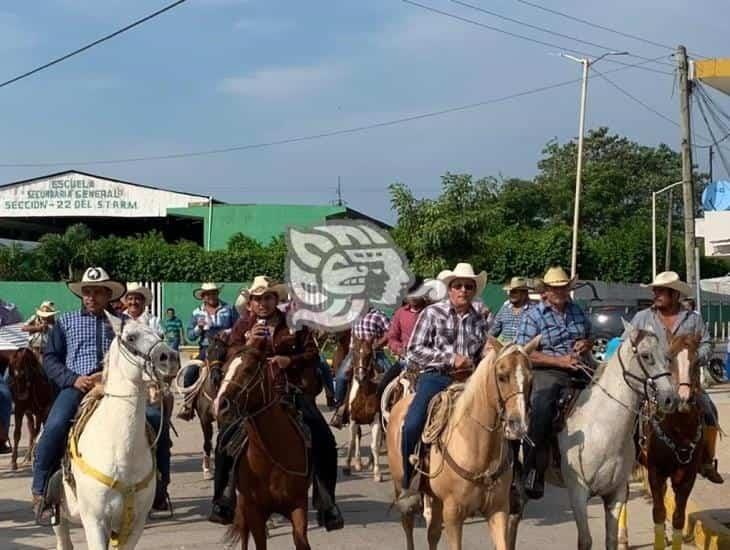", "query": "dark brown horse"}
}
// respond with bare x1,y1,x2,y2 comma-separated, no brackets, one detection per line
641,334,703,550
196,335,228,479
3,348,53,470
216,342,312,550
